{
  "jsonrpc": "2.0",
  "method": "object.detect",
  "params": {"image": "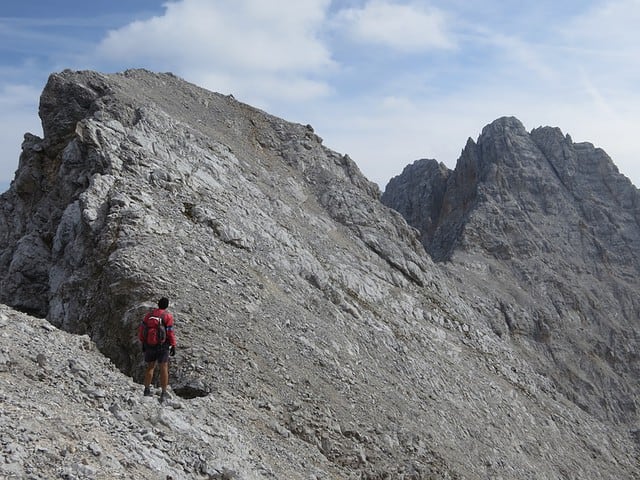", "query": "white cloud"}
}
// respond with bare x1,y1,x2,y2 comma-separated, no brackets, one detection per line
0,84,41,110
189,70,332,112
557,1,640,110
335,0,454,52
561,0,640,51
308,93,483,188
95,0,335,103
0,84,42,187
477,30,556,83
